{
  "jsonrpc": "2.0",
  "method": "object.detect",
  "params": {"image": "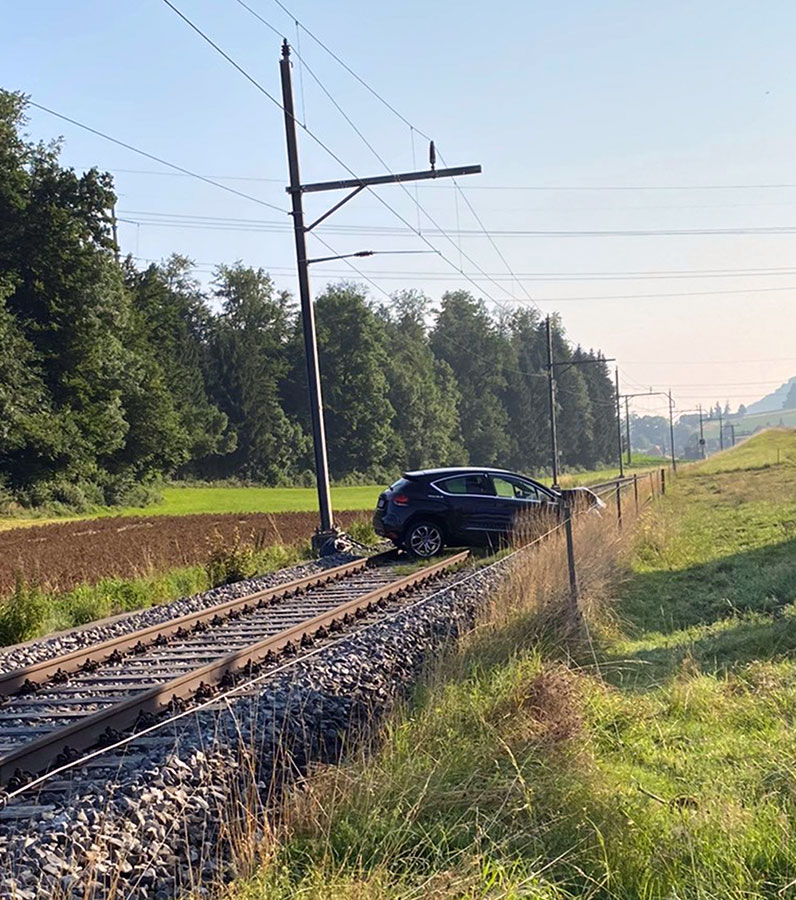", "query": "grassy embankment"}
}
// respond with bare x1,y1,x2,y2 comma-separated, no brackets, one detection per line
229,429,796,899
